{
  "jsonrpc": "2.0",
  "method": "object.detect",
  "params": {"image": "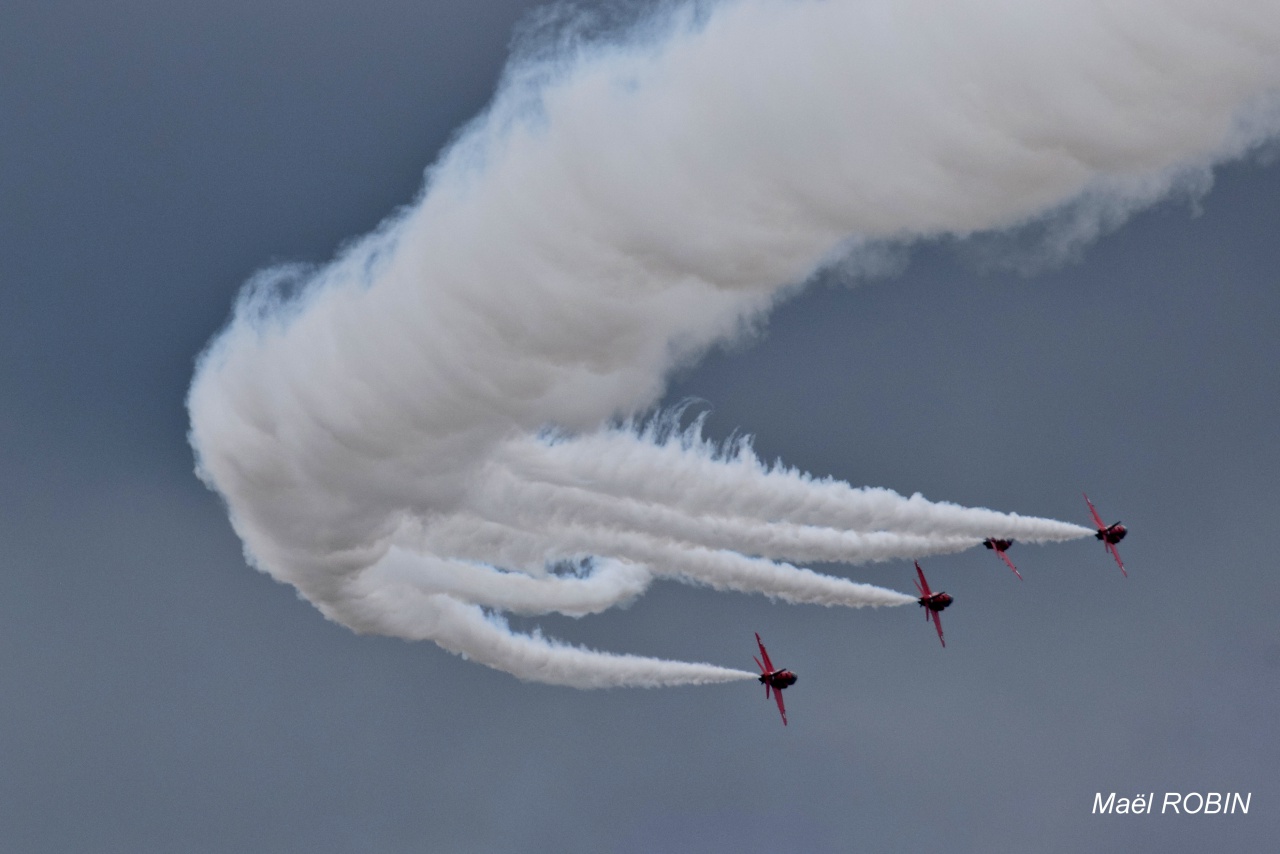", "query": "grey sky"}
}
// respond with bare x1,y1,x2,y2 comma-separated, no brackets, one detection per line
3,1,1278,852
